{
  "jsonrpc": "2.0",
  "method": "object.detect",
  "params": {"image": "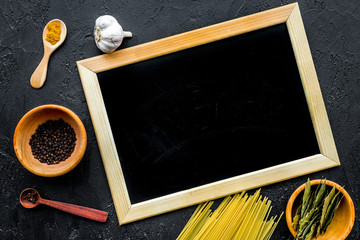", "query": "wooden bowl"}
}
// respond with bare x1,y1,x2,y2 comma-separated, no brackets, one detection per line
286,179,355,240
14,104,87,177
